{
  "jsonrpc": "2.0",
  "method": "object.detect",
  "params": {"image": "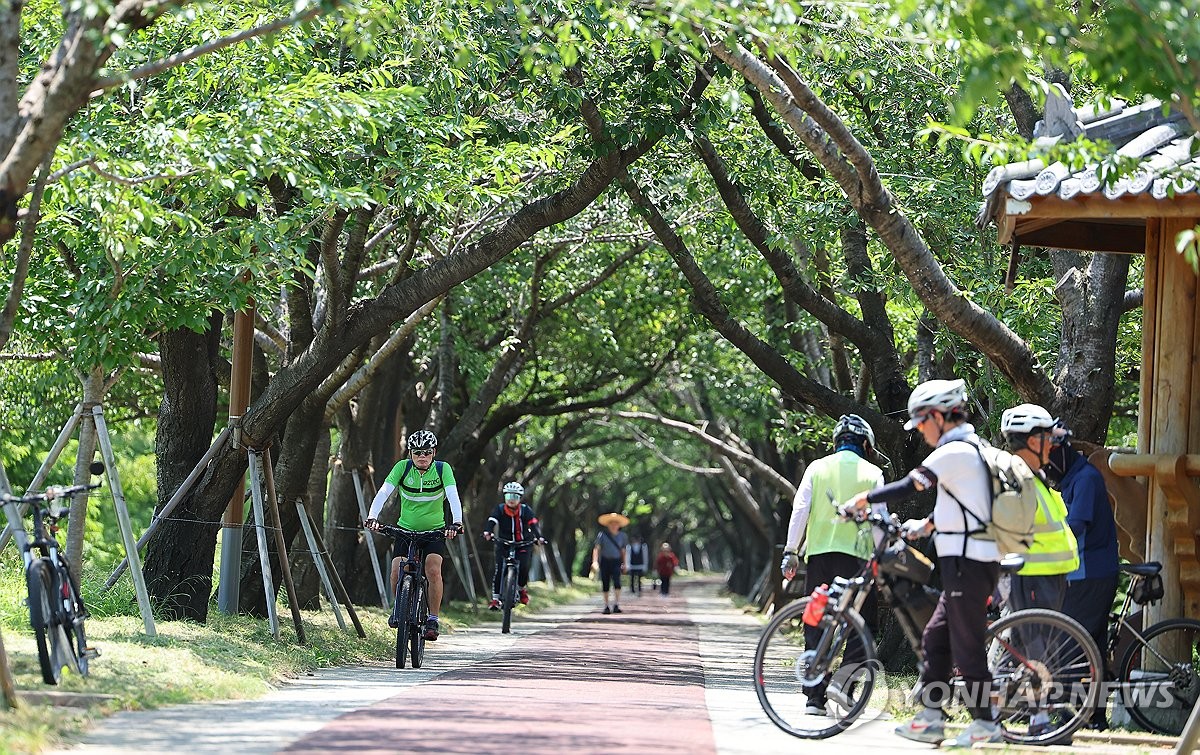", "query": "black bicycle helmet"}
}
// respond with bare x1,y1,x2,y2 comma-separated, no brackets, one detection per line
407,430,438,451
